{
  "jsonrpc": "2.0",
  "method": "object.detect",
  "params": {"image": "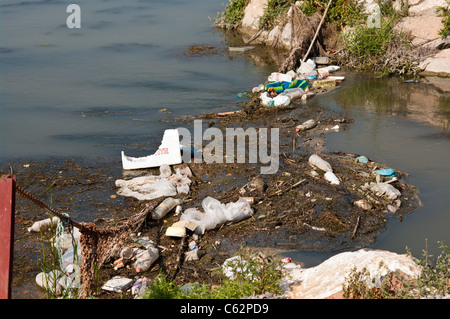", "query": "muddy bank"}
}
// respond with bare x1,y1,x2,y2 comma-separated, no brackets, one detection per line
4,84,421,298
